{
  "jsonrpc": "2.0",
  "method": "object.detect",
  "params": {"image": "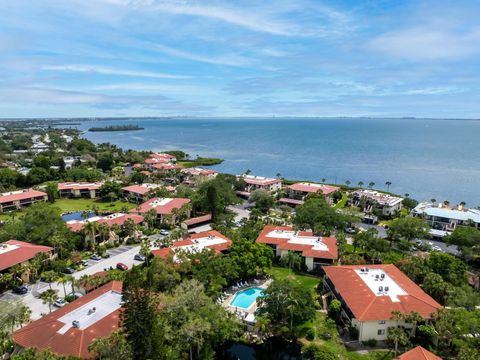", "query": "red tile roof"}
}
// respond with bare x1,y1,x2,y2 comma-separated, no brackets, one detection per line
0,240,53,271
151,163,183,171
150,153,176,160
130,197,190,215
12,281,123,359
183,214,212,226
57,182,103,191
323,264,442,321
0,189,47,204
256,225,337,260
181,168,217,176
287,182,340,195
242,176,281,186
278,198,305,205
144,157,169,165
173,230,232,252
66,213,144,232
151,248,173,259
122,184,157,195
396,346,442,360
